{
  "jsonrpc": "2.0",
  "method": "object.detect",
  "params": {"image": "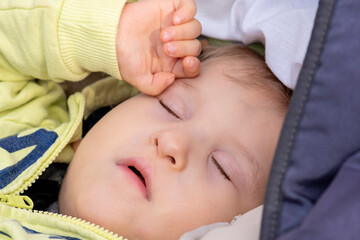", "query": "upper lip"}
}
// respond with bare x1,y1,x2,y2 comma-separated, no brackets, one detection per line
116,156,152,200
